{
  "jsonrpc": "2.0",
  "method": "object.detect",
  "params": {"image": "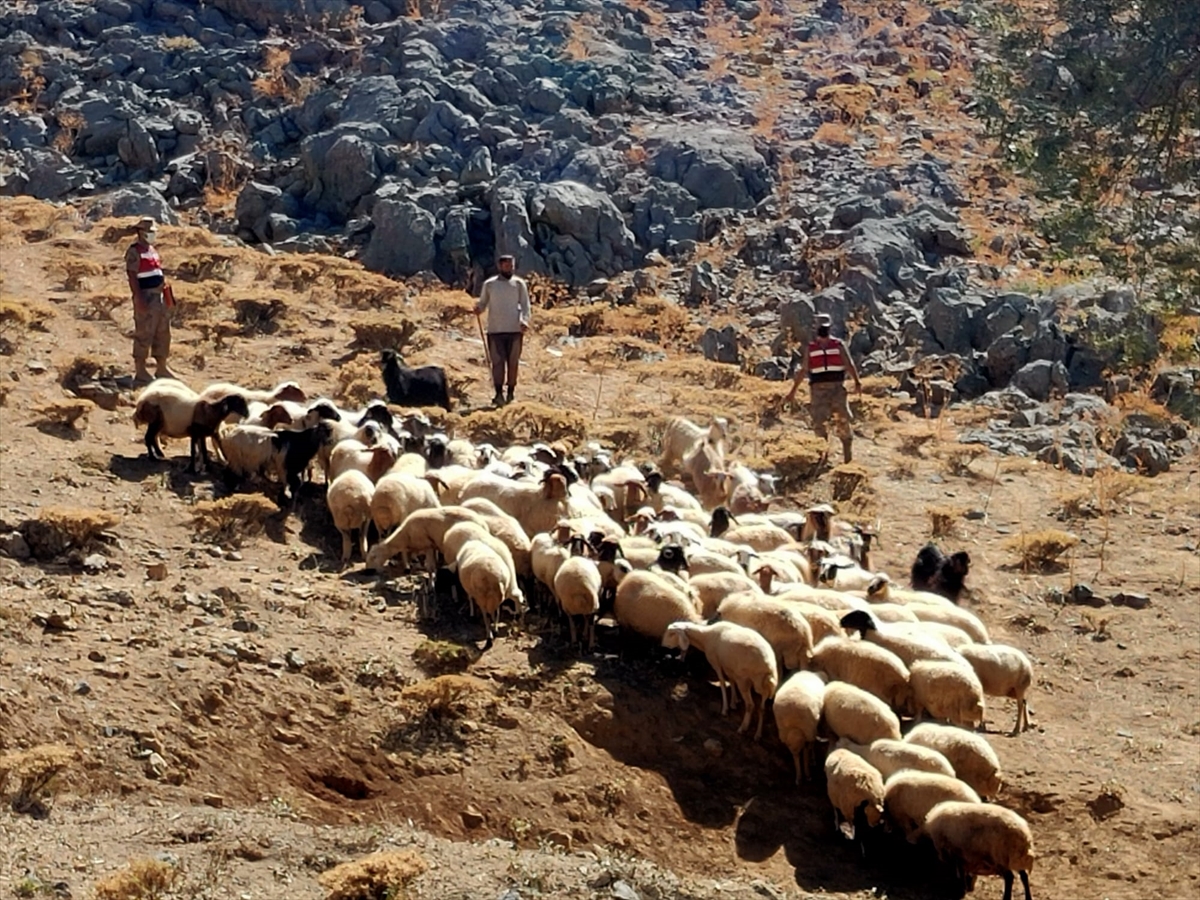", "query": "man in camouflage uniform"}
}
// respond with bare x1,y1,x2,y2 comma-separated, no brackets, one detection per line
784,312,862,463
125,216,175,385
